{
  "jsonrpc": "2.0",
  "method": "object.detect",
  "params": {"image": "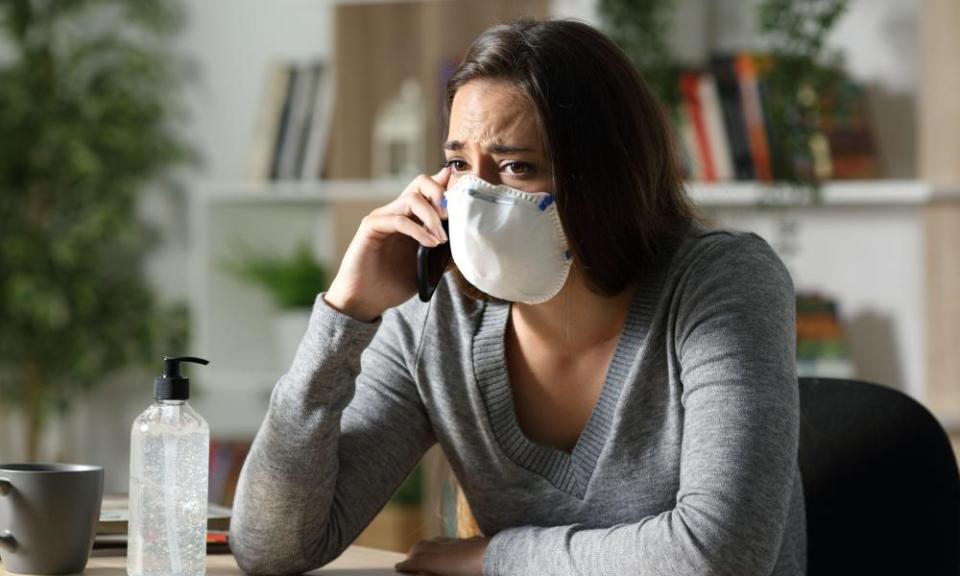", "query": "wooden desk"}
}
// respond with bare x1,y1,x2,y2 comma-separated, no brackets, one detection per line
1,547,406,576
